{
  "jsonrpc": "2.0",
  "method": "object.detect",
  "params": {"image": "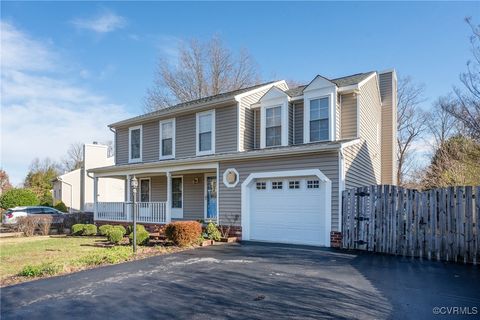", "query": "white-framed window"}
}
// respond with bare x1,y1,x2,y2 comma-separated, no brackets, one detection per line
309,97,329,142
196,110,215,155
129,125,142,163
289,180,300,189
307,180,320,189
272,181,283,189
265,106,282,147
159,119,175,160
139,178,151,202
172,177,183,209
256,182,266,190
